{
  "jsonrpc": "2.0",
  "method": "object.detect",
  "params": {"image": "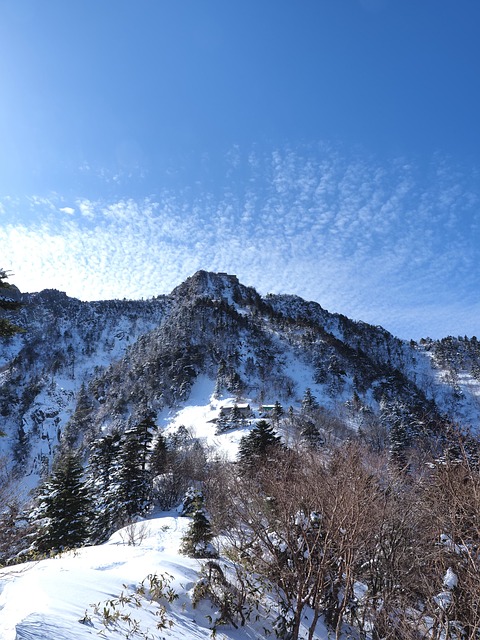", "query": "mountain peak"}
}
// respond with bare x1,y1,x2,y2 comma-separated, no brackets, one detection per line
170,270,250,305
